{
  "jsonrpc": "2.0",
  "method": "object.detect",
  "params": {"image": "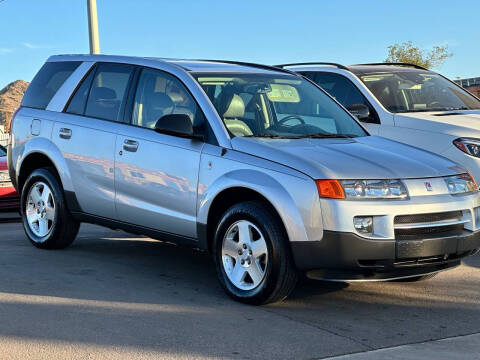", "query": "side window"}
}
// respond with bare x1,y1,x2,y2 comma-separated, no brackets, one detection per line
313,72,379,123
21,61,81,109
132,68,199,130
84,63,134,122
313,72,366,107
65,67,96,115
